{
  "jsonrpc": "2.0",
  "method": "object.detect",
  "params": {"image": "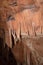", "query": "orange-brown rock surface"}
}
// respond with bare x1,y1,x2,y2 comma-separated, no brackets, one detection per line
0,0,43,65
0,0,43,47
0,0,43,36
